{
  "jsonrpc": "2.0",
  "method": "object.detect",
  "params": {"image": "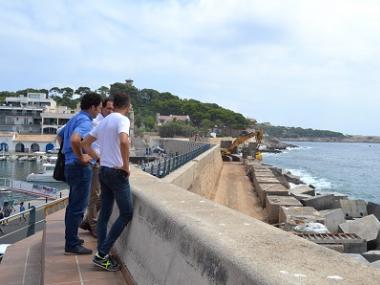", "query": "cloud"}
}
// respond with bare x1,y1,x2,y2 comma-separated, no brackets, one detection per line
0,0,379,134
